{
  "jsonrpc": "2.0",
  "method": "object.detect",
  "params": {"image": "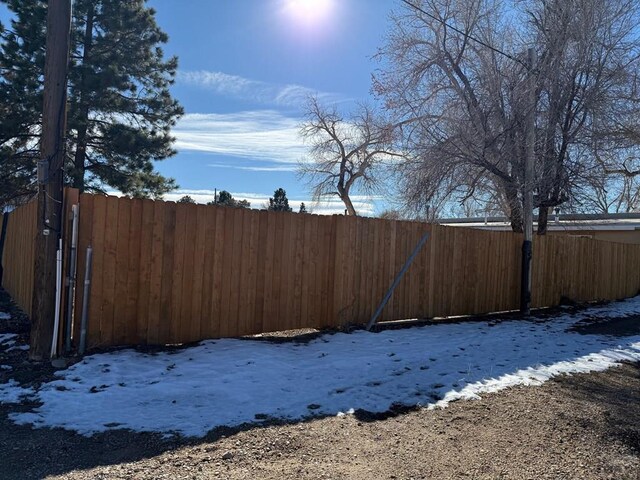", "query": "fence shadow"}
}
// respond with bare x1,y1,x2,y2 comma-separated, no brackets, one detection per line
0,404,346,479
